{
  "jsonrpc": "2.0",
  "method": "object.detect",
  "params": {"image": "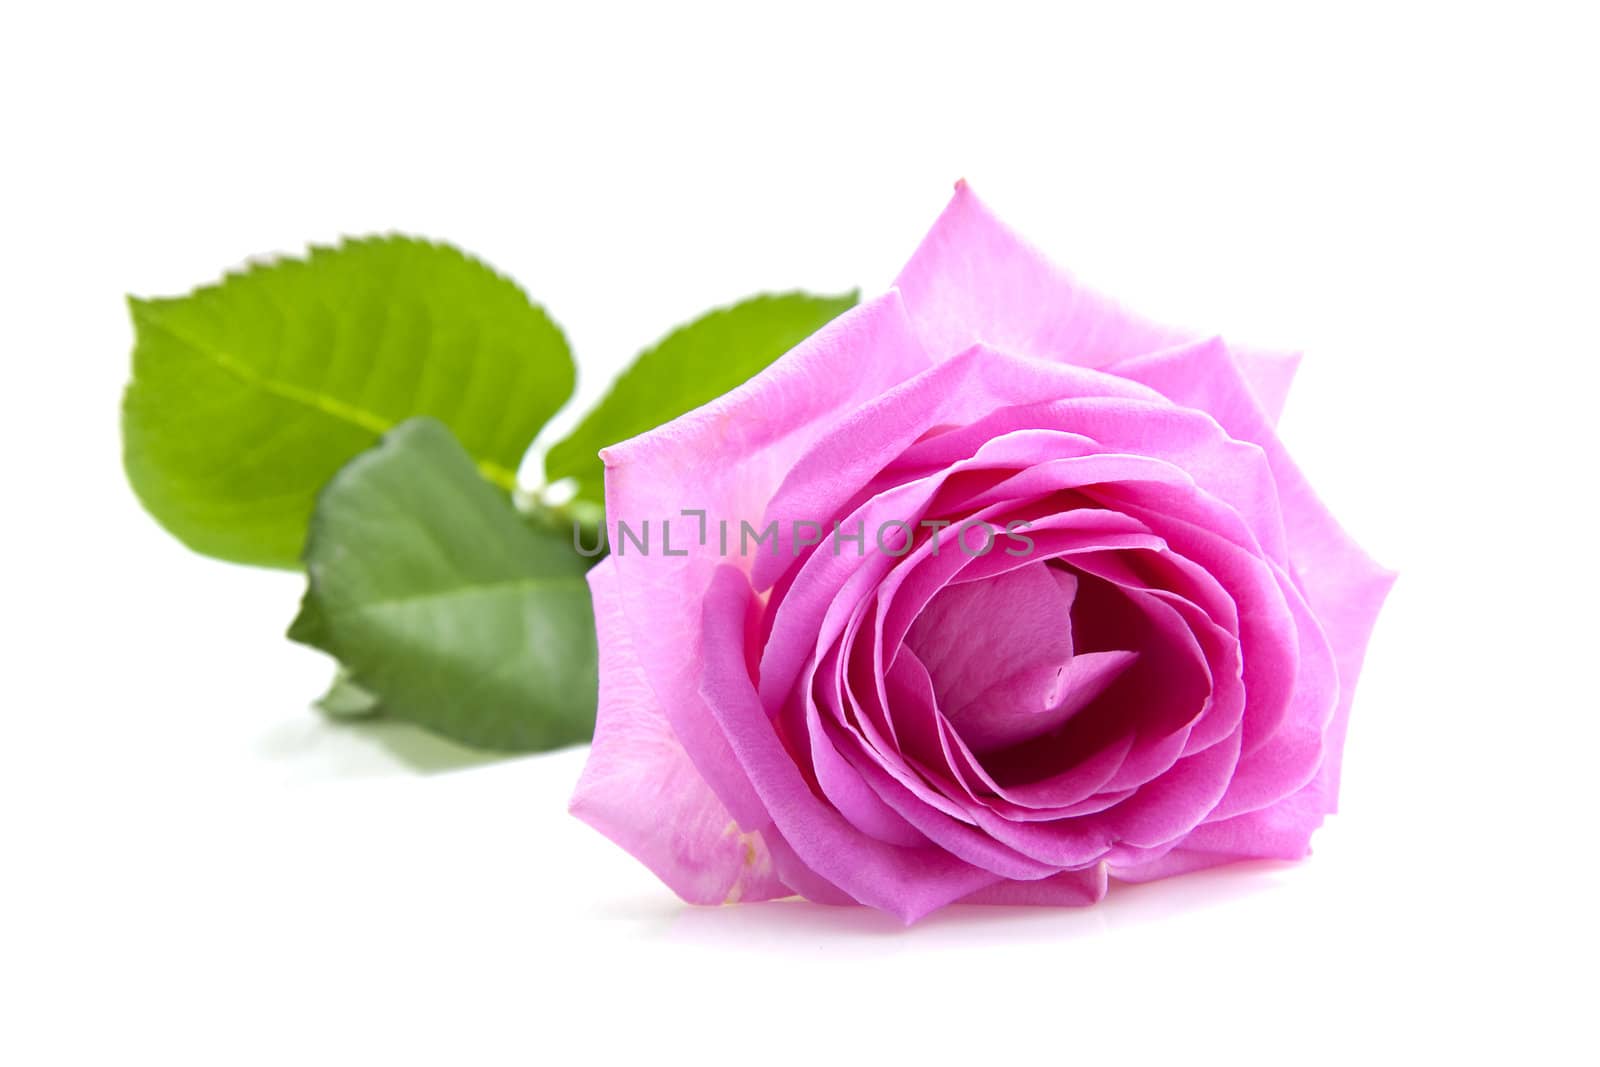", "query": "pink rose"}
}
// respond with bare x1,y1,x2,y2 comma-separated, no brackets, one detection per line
570,183,1393,922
